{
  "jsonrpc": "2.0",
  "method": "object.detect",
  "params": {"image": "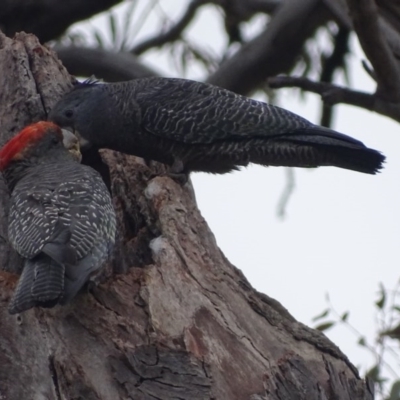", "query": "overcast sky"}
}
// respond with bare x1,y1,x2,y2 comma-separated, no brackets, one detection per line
72,1,400,380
